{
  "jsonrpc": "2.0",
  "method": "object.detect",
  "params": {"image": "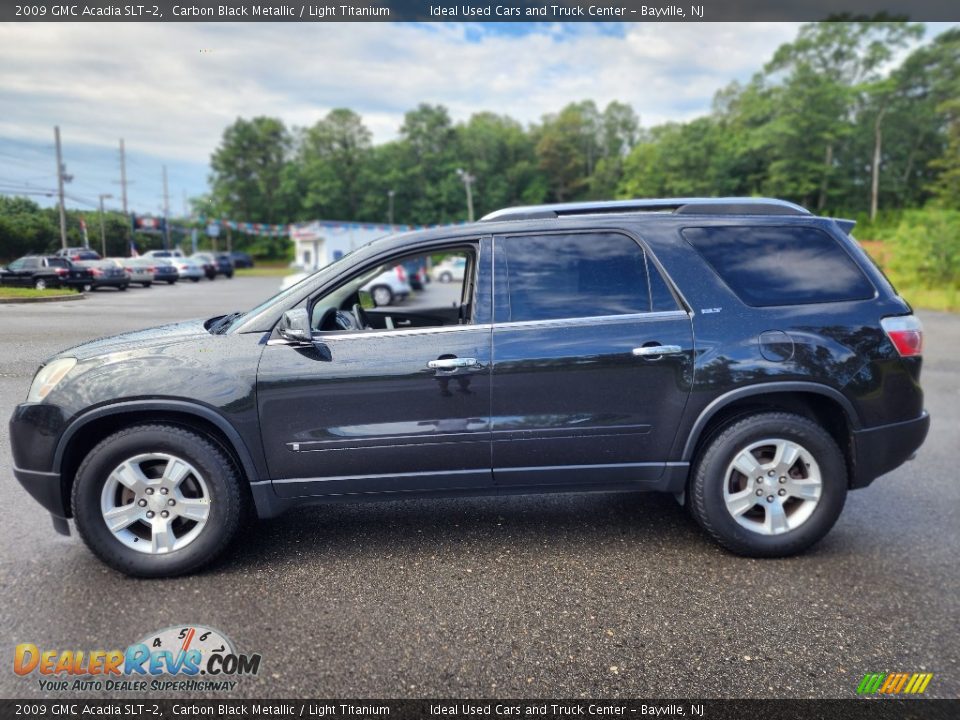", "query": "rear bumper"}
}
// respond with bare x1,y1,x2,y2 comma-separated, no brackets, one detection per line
851,411,930,489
